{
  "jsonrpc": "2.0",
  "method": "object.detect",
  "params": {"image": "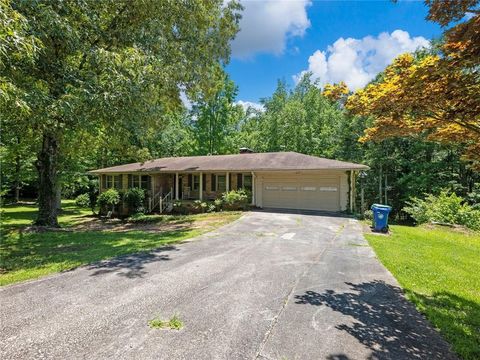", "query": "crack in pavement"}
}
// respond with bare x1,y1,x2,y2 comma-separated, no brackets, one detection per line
254,219,349,359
